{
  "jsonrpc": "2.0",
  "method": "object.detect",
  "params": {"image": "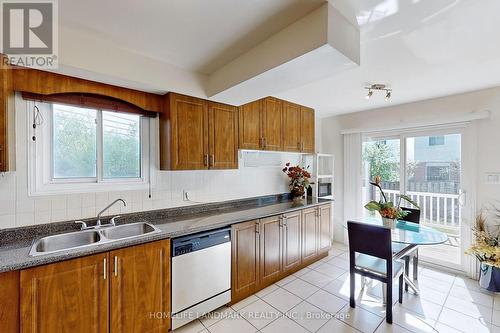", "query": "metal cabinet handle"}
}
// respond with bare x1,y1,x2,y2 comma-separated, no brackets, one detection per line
114,256,118,277
103,257,107,280
263,137,267,148
255,223,260,234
